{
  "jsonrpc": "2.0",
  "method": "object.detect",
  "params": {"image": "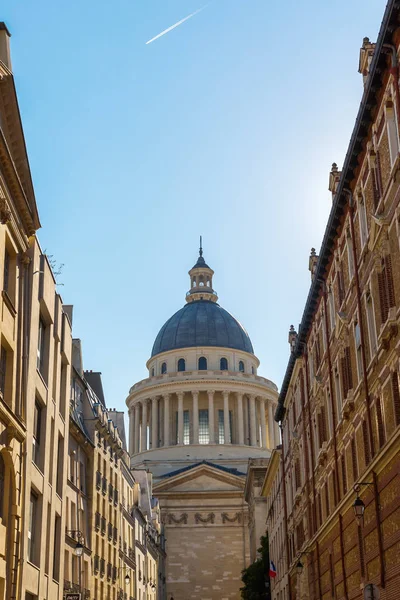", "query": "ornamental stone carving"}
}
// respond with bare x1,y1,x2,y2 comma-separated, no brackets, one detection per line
167,513,188,525
195,512,215,524
221,512,242,524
